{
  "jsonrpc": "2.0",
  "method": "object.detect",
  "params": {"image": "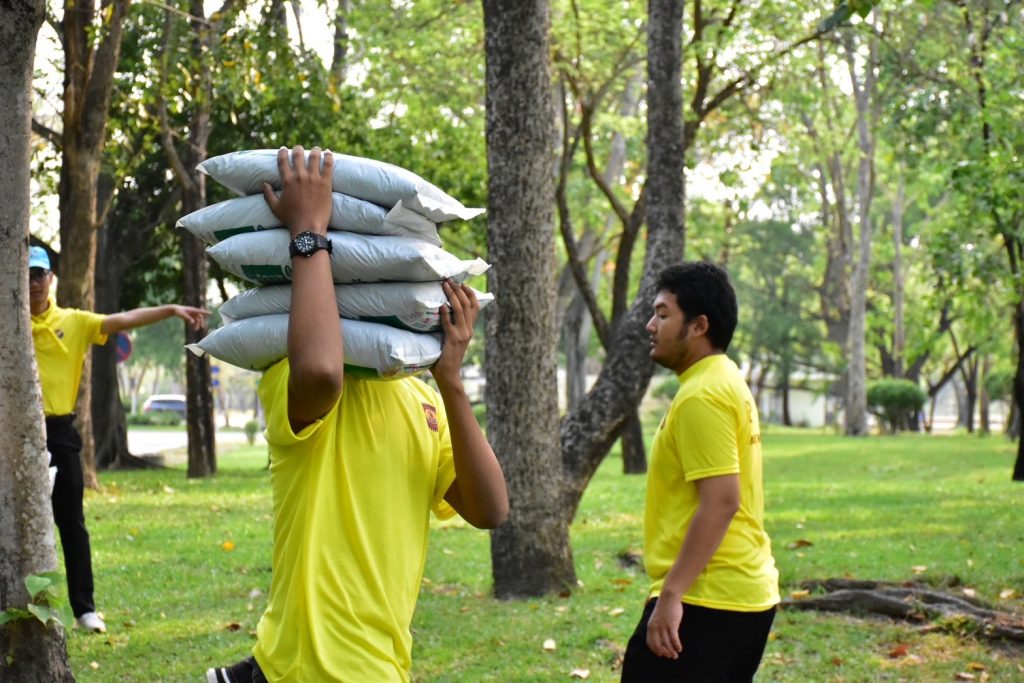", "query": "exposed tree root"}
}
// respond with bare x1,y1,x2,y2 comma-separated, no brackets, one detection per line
782,578,1024,643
